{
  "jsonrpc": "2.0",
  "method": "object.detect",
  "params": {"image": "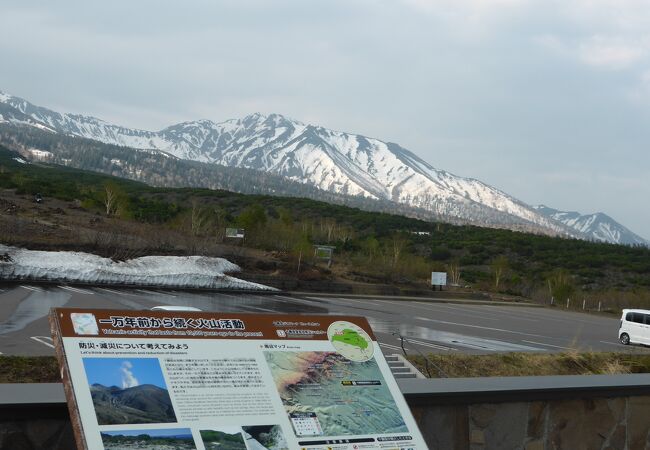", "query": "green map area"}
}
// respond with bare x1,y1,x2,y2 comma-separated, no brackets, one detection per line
264,351,407,437
331,329,368,349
